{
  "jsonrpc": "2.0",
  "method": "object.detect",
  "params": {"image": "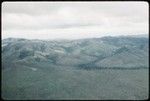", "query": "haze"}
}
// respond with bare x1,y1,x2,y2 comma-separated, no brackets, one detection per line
2,1,149,39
